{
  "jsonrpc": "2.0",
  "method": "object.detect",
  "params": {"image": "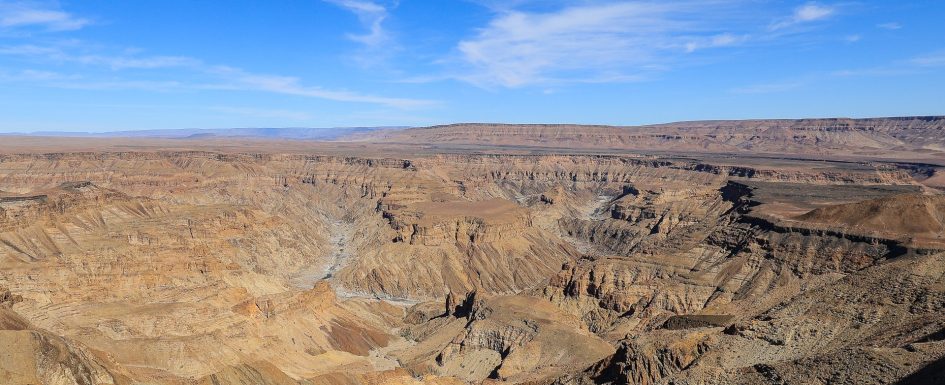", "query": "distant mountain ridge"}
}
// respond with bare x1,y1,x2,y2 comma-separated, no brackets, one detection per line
6,126,410,140
371,116,945,161
7,116,945,162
